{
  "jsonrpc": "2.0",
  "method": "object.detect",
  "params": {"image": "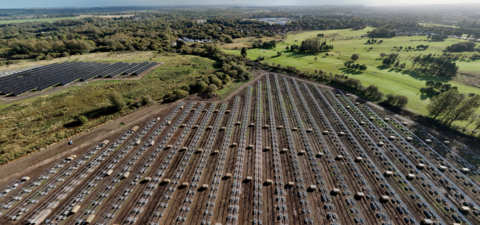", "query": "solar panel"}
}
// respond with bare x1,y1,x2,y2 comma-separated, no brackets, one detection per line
0,61,156,96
